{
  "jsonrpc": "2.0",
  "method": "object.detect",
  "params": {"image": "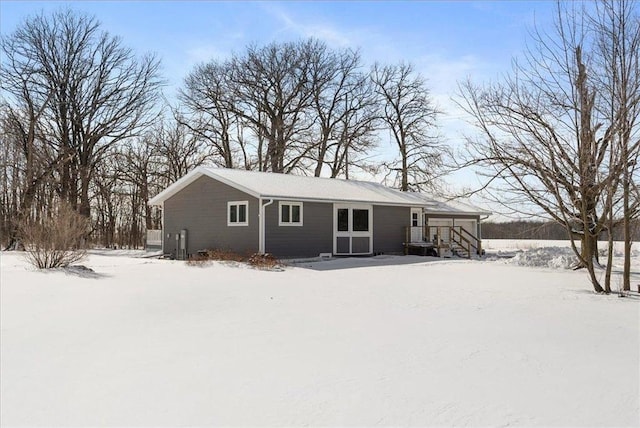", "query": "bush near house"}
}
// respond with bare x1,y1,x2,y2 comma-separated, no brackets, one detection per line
186,249,281,270
247,253,280,270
